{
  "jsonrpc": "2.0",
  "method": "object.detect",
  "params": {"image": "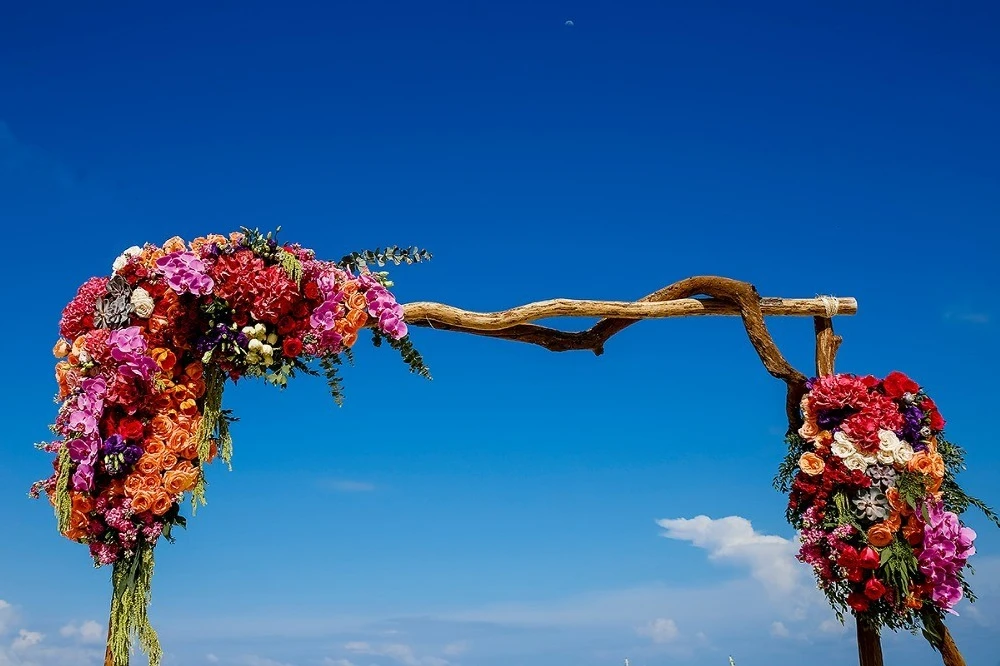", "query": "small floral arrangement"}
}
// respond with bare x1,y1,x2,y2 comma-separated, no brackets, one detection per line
32,229,430,665
776,372,998,645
